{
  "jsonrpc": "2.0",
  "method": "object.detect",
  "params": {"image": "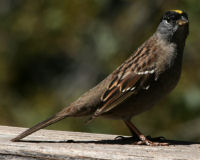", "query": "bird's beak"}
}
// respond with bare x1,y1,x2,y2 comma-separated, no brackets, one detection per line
177,18,188,26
